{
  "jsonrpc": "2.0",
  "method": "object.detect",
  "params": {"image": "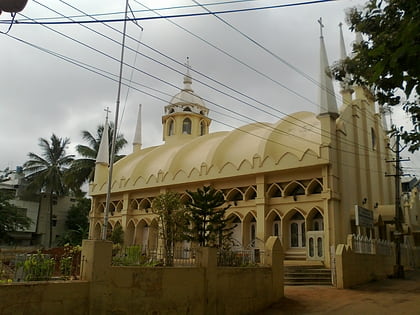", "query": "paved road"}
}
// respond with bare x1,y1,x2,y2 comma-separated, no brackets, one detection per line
261,269,420,315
